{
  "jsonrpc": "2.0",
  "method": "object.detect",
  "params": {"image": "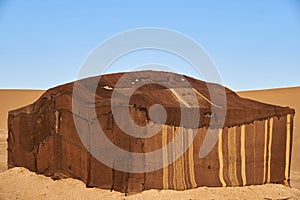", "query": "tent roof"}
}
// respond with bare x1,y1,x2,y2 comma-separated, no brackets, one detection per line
9,70,294,128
